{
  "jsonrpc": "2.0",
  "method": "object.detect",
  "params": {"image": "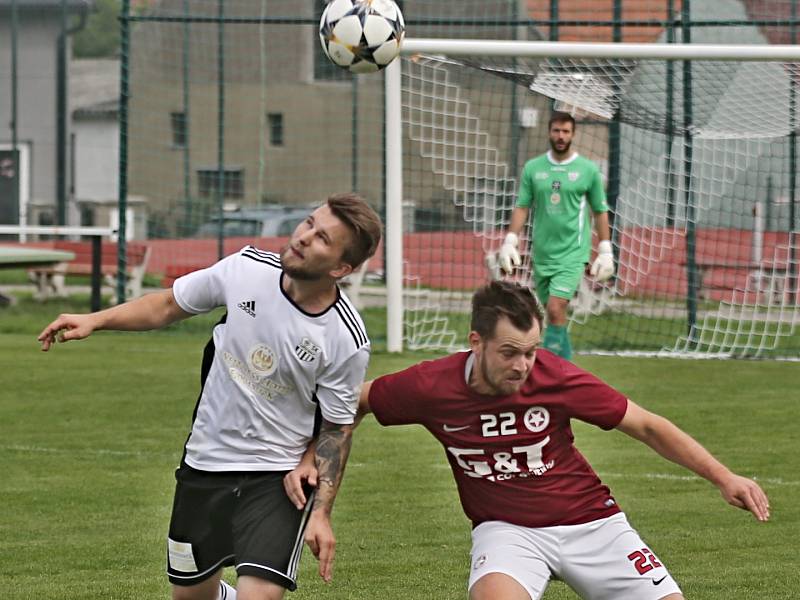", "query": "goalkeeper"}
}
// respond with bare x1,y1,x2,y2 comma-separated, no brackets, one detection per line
495,111,613,360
